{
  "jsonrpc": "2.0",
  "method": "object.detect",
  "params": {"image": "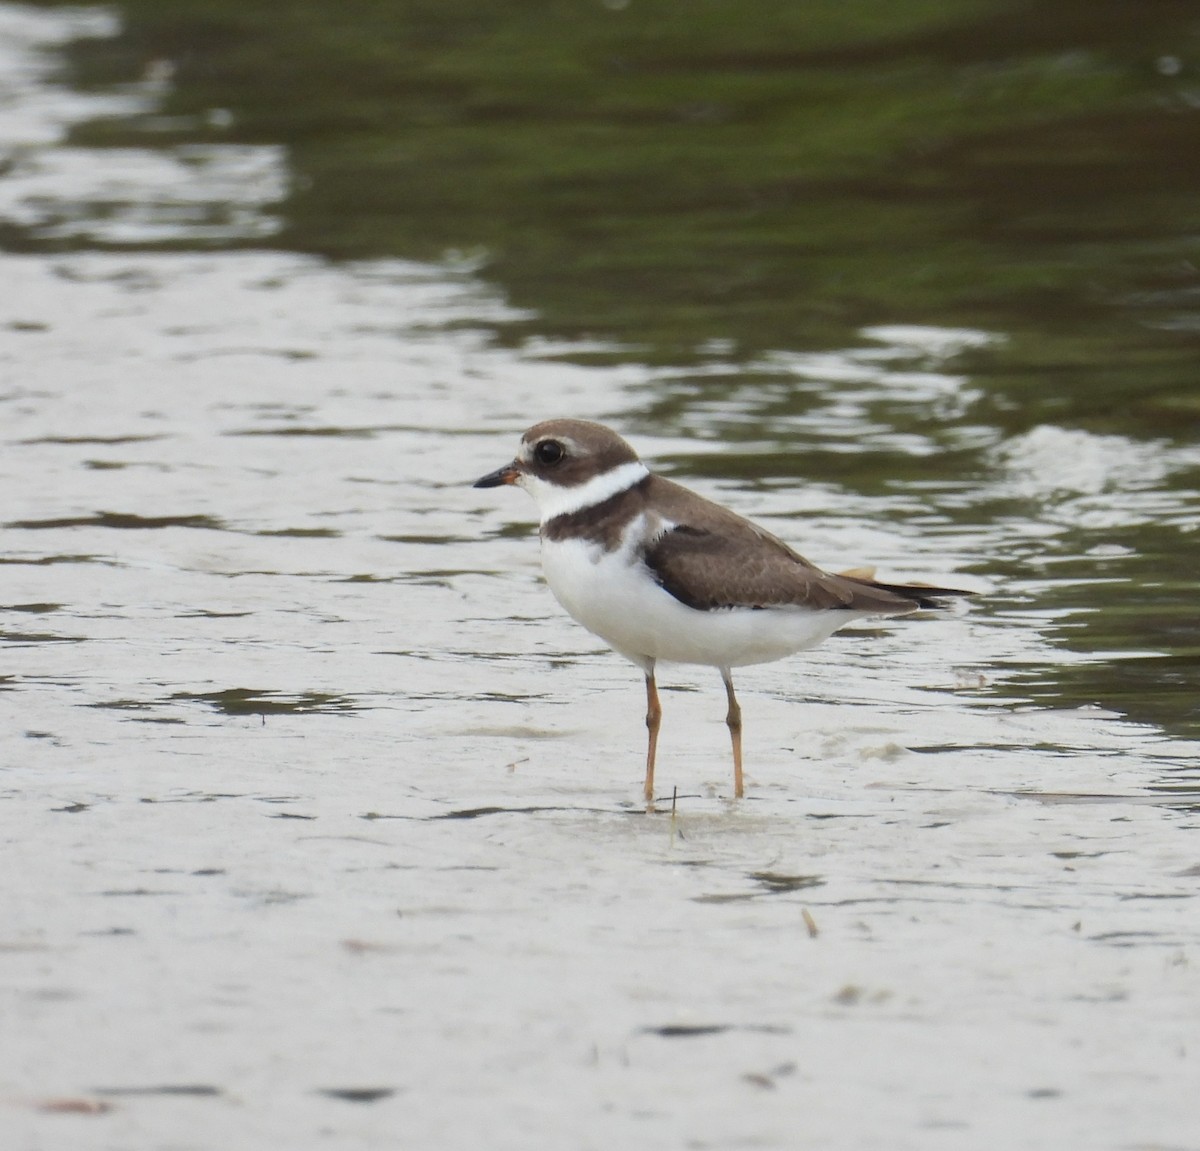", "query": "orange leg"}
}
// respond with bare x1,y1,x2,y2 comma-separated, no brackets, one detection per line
722,669,744,798
644,672,662,802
